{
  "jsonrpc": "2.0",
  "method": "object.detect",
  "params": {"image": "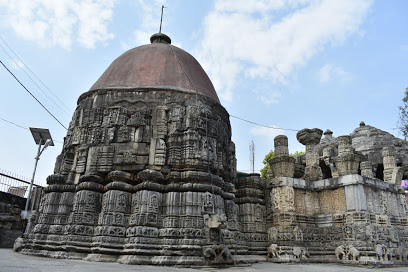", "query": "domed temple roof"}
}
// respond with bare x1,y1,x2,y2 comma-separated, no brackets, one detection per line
90,33,220,103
